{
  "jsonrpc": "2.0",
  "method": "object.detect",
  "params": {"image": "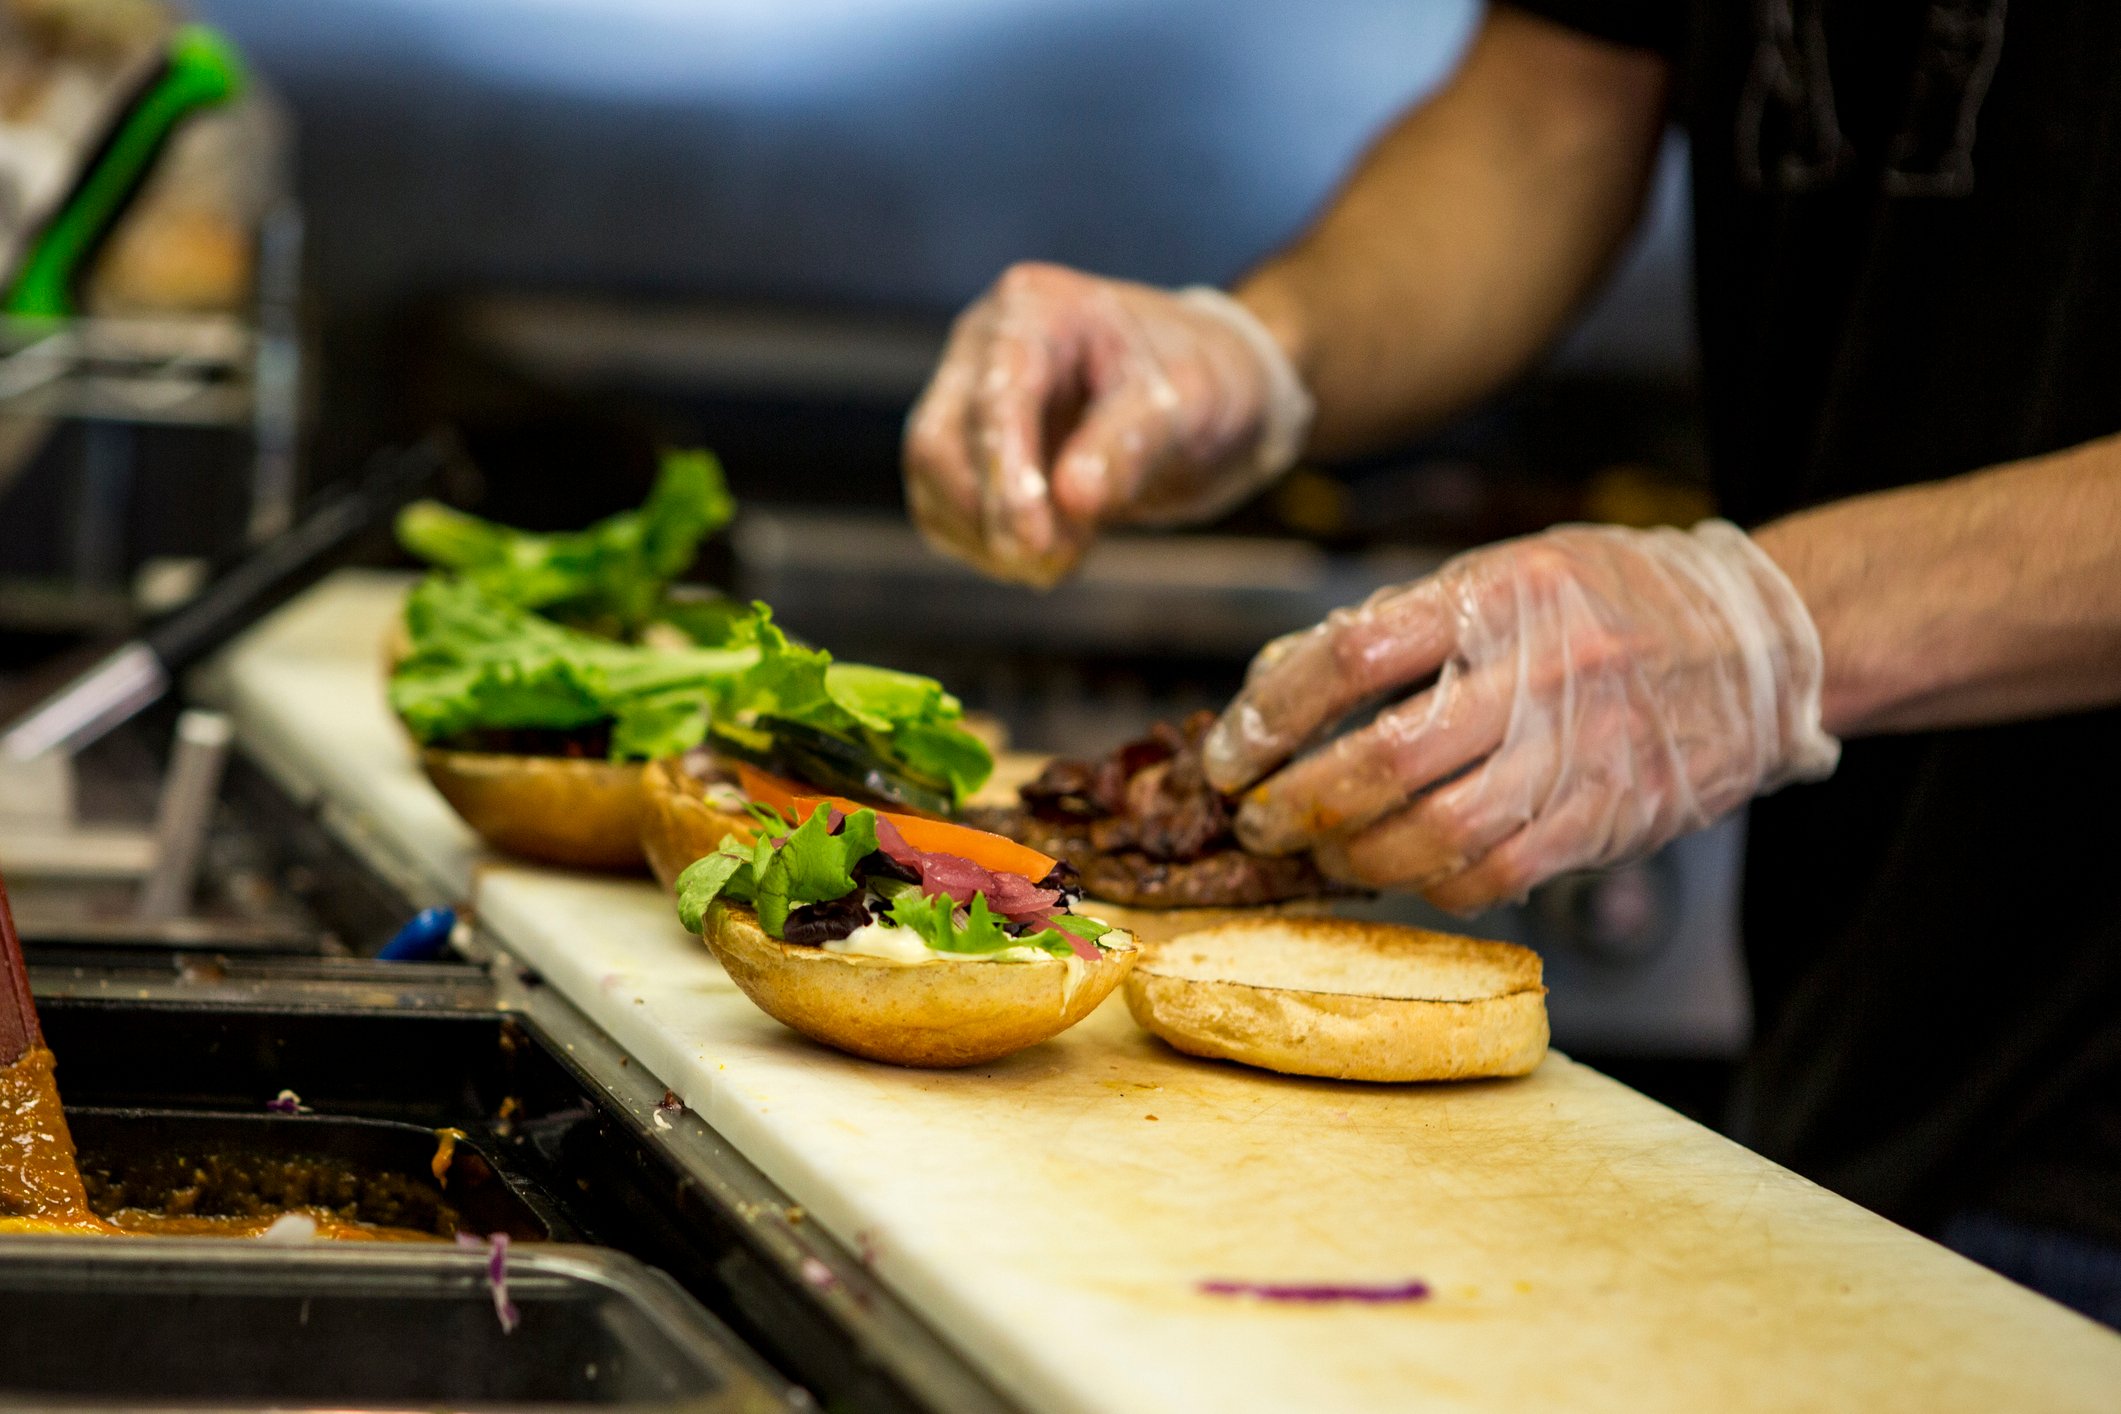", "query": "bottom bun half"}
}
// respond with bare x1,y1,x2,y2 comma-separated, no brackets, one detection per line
700,900,1137,1068
420,748,646,871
